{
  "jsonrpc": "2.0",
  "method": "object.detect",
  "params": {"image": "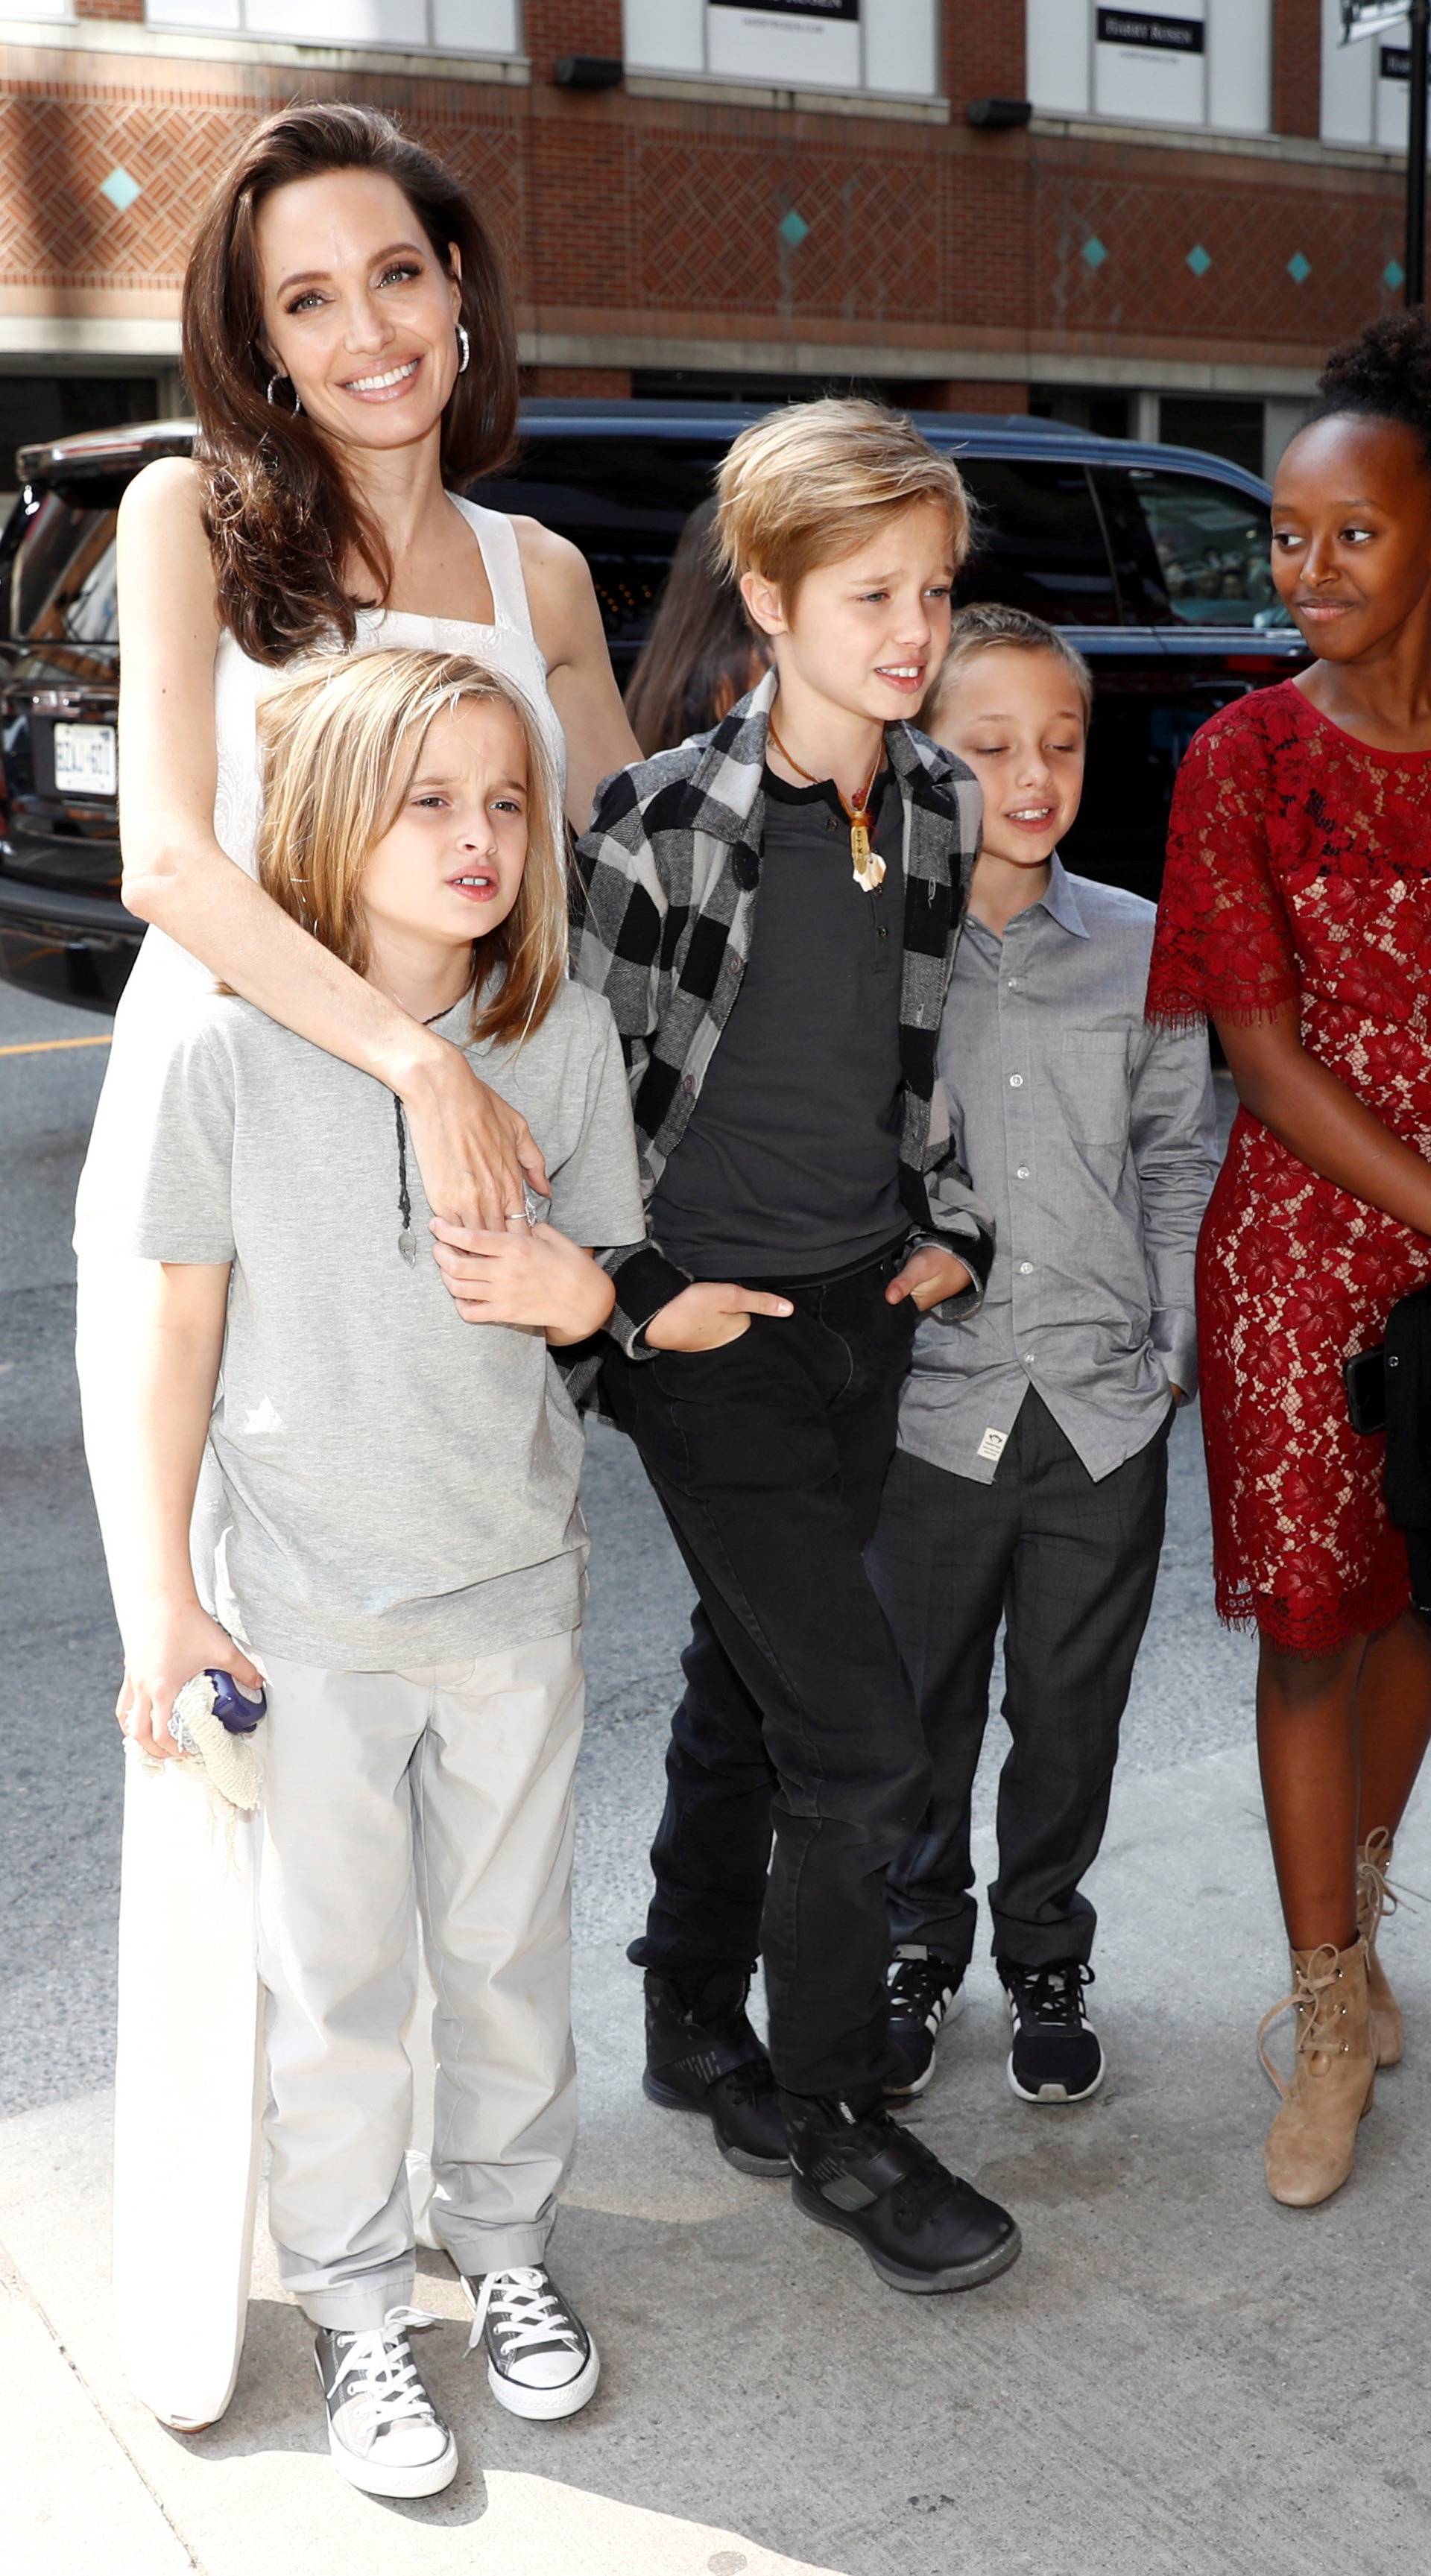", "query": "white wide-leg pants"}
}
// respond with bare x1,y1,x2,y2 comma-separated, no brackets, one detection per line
256,1630,584,2329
